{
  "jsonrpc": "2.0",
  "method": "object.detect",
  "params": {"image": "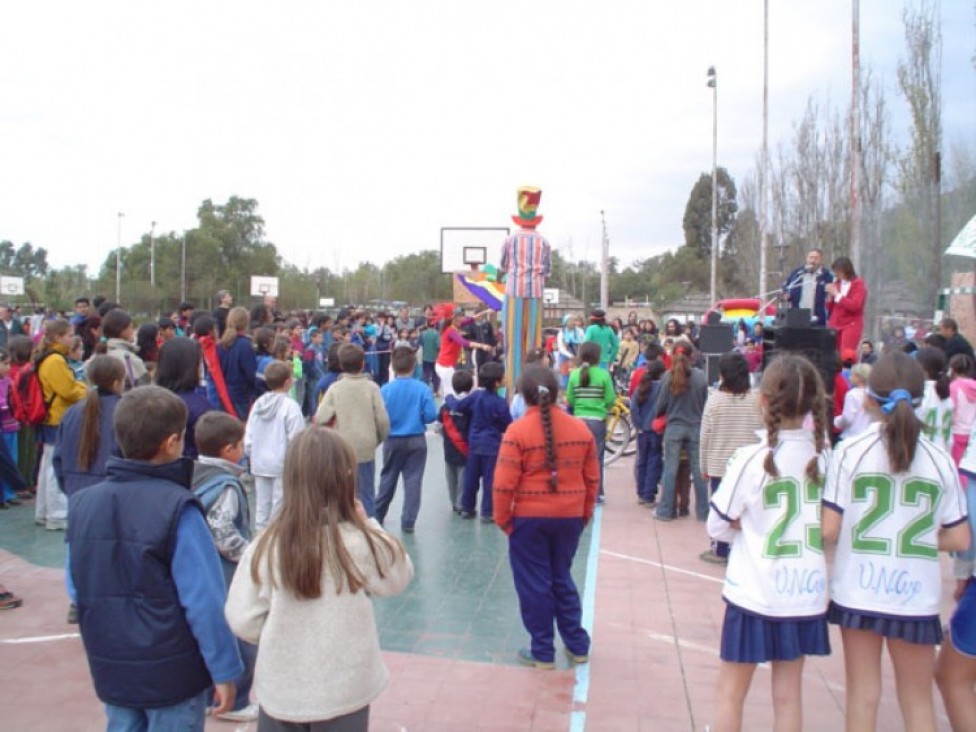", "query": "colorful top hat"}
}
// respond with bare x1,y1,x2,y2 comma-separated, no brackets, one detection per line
512,186,543,228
